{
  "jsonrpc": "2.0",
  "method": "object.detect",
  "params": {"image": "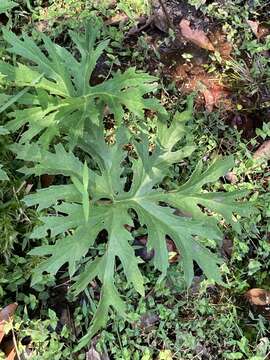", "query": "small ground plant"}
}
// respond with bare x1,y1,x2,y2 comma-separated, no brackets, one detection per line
0,24,255,347
1,1,269,358
0,24,162,146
